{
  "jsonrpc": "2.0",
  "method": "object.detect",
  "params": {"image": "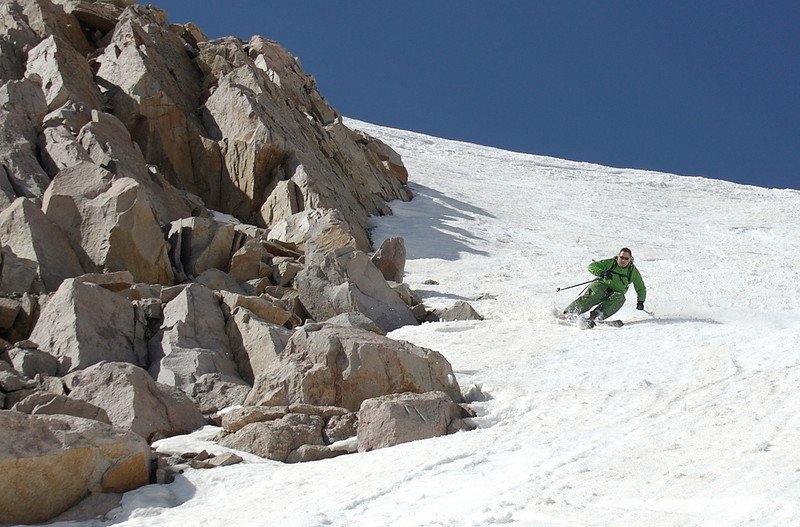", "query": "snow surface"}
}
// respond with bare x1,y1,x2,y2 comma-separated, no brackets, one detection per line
45,120,800,527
